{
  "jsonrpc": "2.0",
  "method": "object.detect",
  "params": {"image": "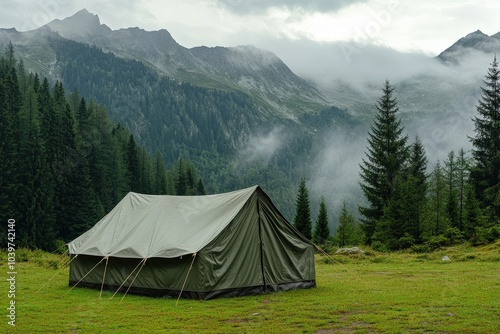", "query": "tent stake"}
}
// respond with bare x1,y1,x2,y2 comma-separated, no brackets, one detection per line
175,252,197,308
